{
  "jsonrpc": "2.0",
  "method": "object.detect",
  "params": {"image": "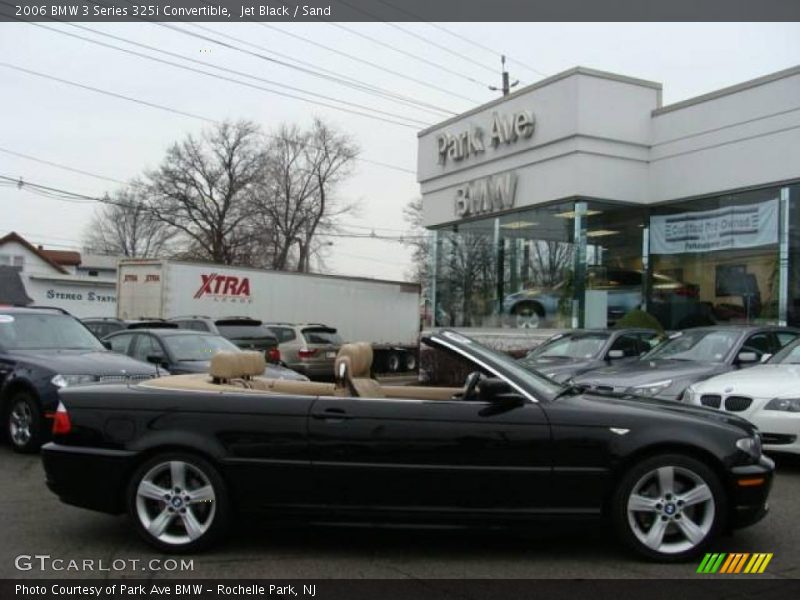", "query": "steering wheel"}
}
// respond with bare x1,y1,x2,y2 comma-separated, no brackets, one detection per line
462,371,484,401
